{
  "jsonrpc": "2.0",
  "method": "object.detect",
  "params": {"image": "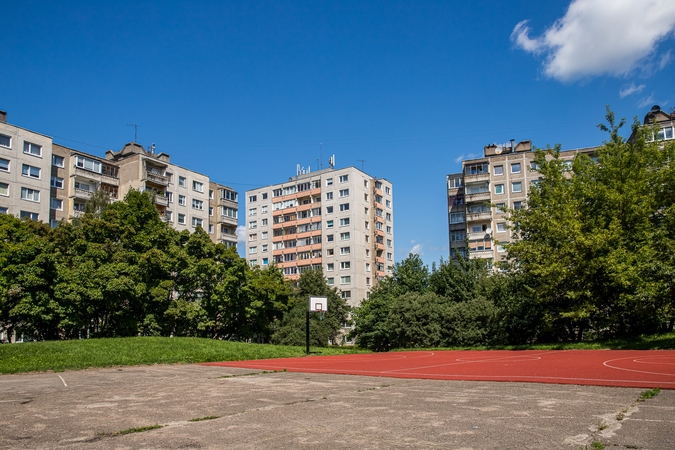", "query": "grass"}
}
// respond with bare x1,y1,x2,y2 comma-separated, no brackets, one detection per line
99,424,163,436
0,336,368,375
638,387,661,402
391,331,675,352
188,416,220,422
